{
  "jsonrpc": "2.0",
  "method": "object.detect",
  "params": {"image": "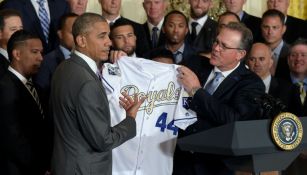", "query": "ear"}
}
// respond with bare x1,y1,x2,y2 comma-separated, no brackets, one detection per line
75,35,86,48
237,50,246,61
12,49,21,61
57,30,62,40
282,25,287,35
268,56,274,69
